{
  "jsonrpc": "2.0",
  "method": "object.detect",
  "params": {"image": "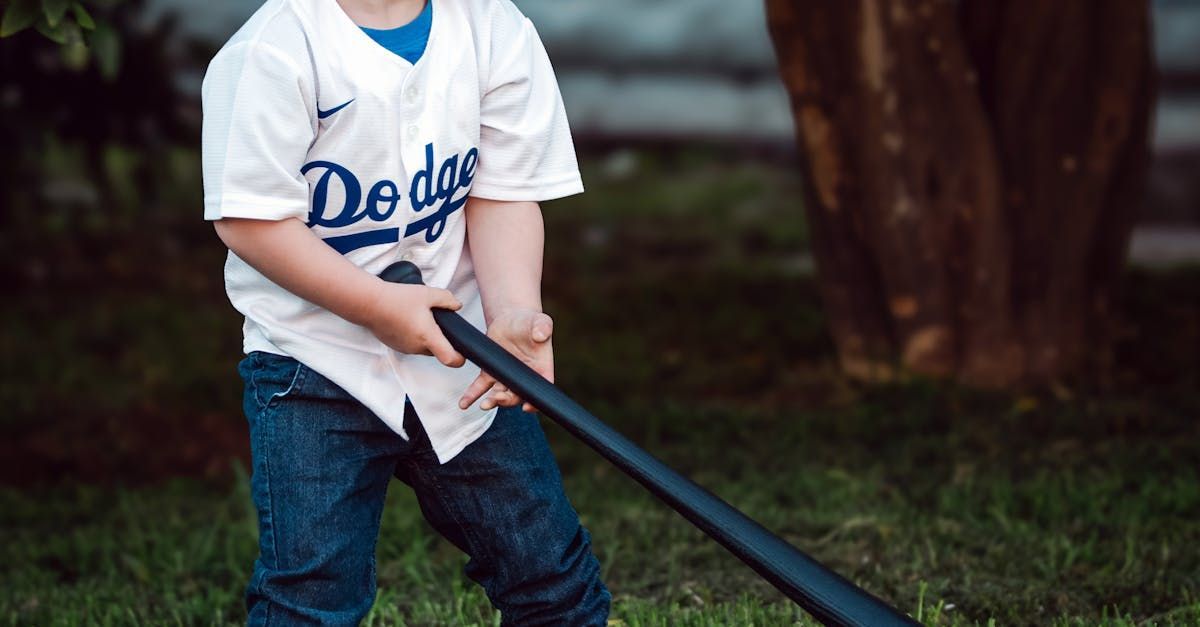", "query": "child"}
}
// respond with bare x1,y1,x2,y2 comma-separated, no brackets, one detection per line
200,0,611,623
